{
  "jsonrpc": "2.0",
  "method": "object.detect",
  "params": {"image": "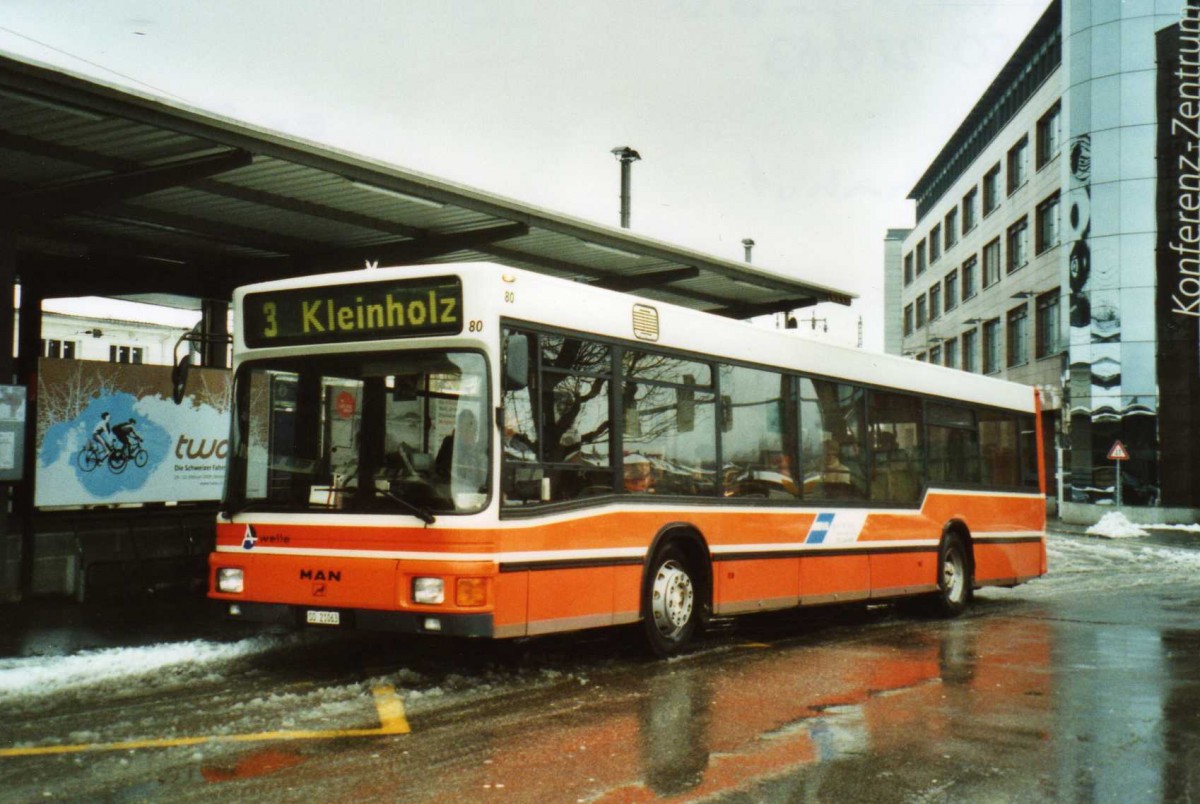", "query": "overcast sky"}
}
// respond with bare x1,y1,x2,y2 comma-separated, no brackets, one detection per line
0,0,1050,346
